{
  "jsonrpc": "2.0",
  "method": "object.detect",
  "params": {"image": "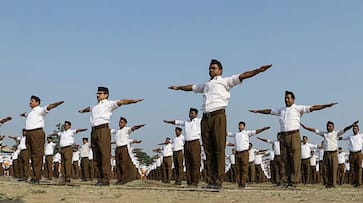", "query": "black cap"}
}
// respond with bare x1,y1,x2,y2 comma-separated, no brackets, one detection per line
82,138,88,141
98,86,109,94
210,59,223,69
